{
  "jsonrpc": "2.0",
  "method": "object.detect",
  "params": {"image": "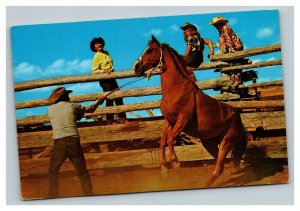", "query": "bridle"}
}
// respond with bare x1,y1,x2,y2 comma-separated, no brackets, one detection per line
136,44,165,80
